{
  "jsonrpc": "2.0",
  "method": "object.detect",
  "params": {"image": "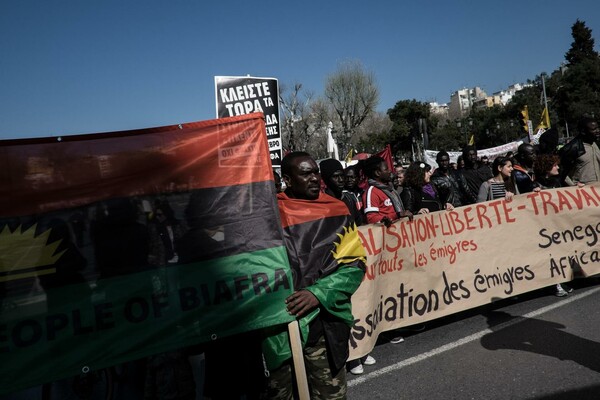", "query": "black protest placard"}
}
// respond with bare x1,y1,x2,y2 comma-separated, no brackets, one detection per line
215,76,281,166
